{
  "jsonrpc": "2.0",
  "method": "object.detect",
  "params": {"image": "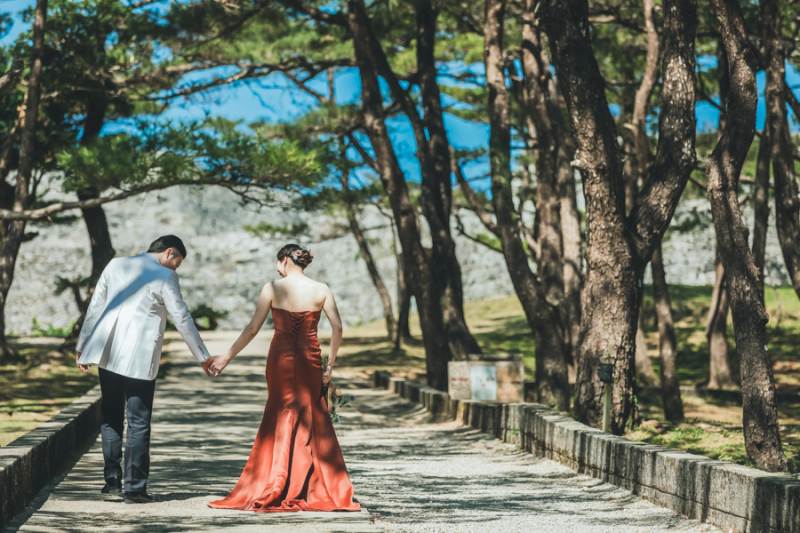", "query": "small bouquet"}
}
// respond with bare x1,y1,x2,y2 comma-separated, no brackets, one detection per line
321,355,354,424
